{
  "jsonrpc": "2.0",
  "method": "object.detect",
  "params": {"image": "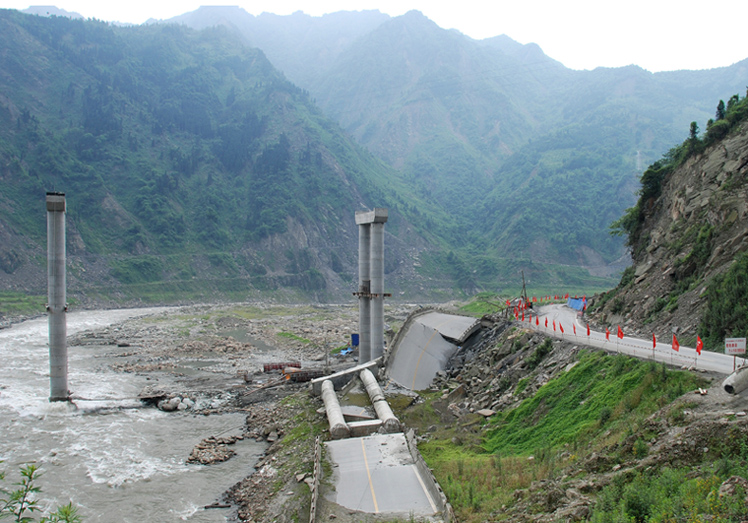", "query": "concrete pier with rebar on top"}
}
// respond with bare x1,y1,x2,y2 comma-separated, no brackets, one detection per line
46,192,69,402
354,208,388,363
